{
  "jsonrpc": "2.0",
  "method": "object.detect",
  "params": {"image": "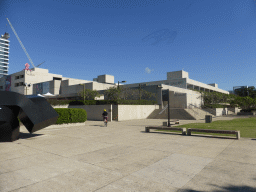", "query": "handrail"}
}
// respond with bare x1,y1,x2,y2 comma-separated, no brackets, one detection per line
159,104,168,114
188,104,214,116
